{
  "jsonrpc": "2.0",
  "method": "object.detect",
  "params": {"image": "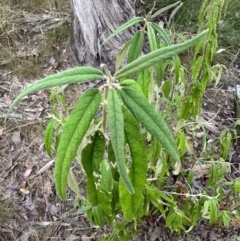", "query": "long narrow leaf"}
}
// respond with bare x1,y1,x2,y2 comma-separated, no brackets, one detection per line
81,130,105,205
54,88,101,200
115,40,131,71
151,23,171,45
147,23,165,85
114,29,208,79
147,24,158,52
120,87,180,166
44,119,56,158
119,108,147,221
151,1,181,20
127,30,143,64
6,67,104,118
152,23,180,83
107,89,134,194
136,68,151,99
101,17,144,46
